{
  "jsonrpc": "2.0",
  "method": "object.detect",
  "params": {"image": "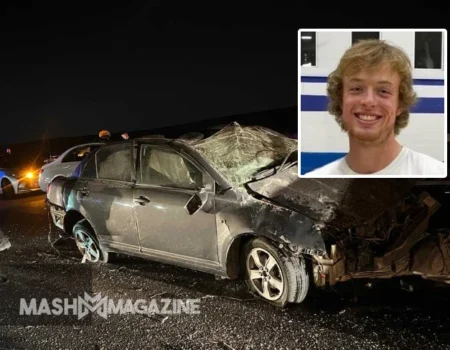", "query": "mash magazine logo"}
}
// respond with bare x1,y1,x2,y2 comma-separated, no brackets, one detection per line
19,292,201,320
